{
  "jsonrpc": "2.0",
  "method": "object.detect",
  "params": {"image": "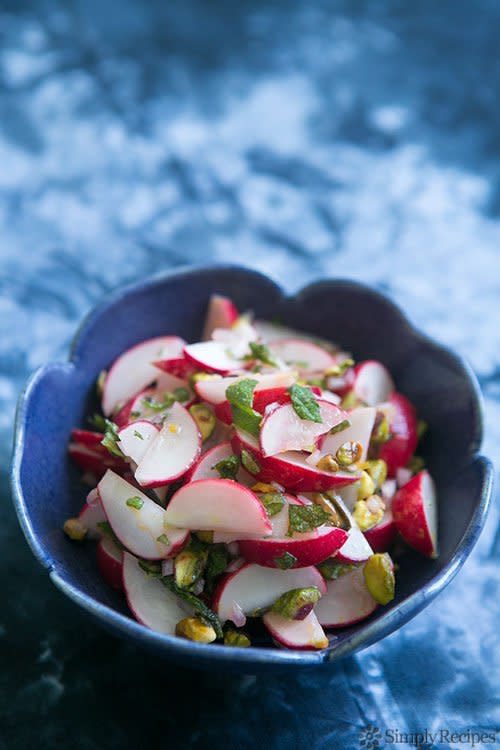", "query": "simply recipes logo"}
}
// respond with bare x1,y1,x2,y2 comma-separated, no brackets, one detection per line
358,724,498,749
